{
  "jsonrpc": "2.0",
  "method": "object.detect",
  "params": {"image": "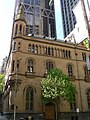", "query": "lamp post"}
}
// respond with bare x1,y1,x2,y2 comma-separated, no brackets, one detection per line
14,58,22,120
